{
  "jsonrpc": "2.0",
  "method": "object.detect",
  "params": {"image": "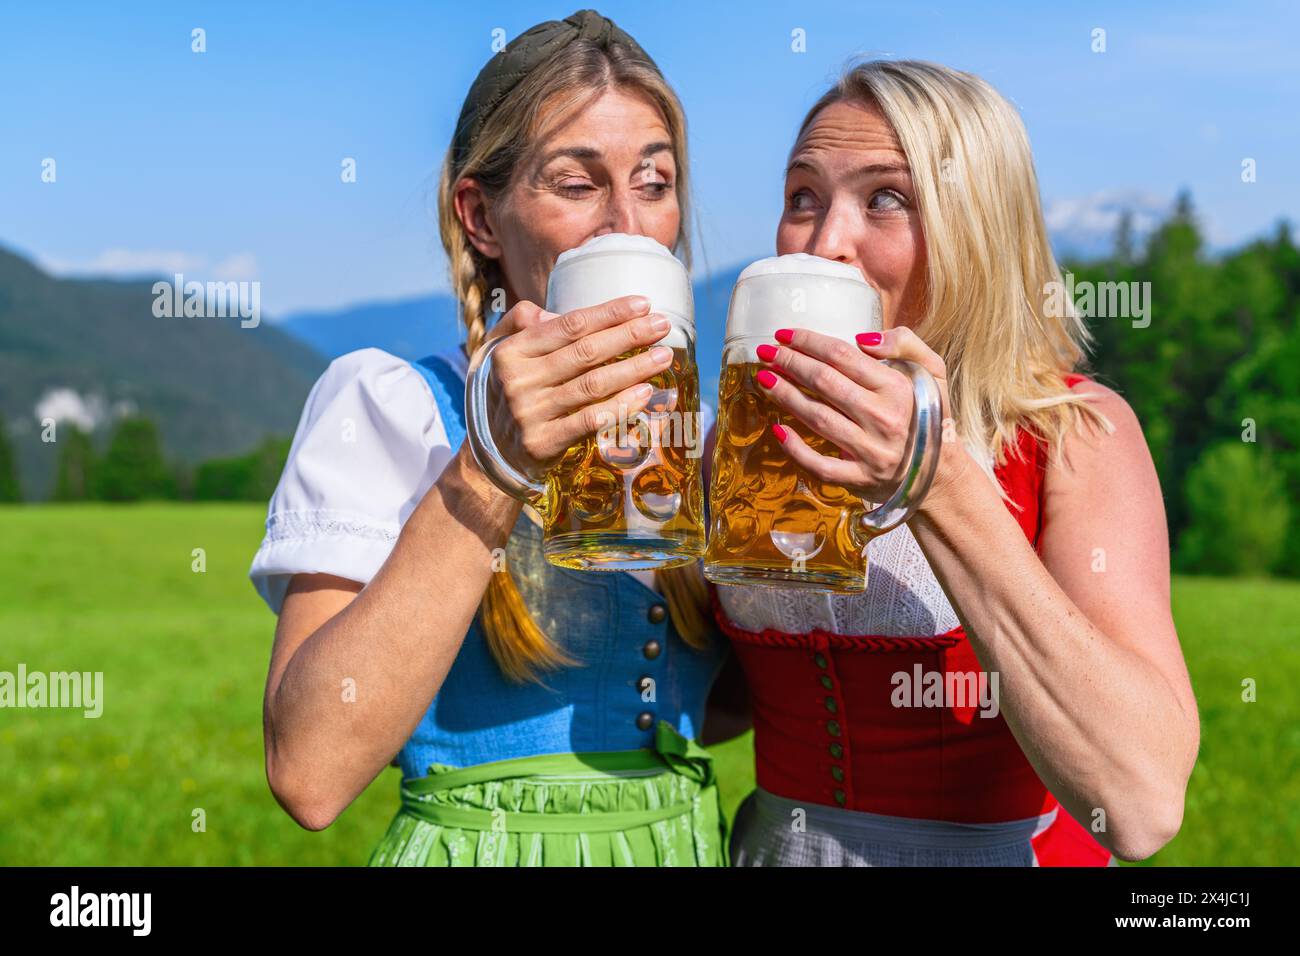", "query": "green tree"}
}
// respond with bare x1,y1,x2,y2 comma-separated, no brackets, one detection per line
1176,442,1290,576
1210,320,1300,574
0,417,20,502
52,425,97,500
194,436,291,501
95,417,176,501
